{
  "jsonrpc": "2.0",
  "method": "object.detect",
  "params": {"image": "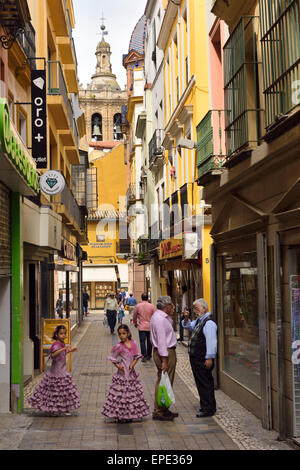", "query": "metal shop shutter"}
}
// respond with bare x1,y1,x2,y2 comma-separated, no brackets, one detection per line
0,182,11,276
